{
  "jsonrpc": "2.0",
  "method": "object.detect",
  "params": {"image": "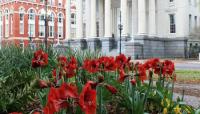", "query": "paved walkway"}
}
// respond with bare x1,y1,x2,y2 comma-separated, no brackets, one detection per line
174,83,200,108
